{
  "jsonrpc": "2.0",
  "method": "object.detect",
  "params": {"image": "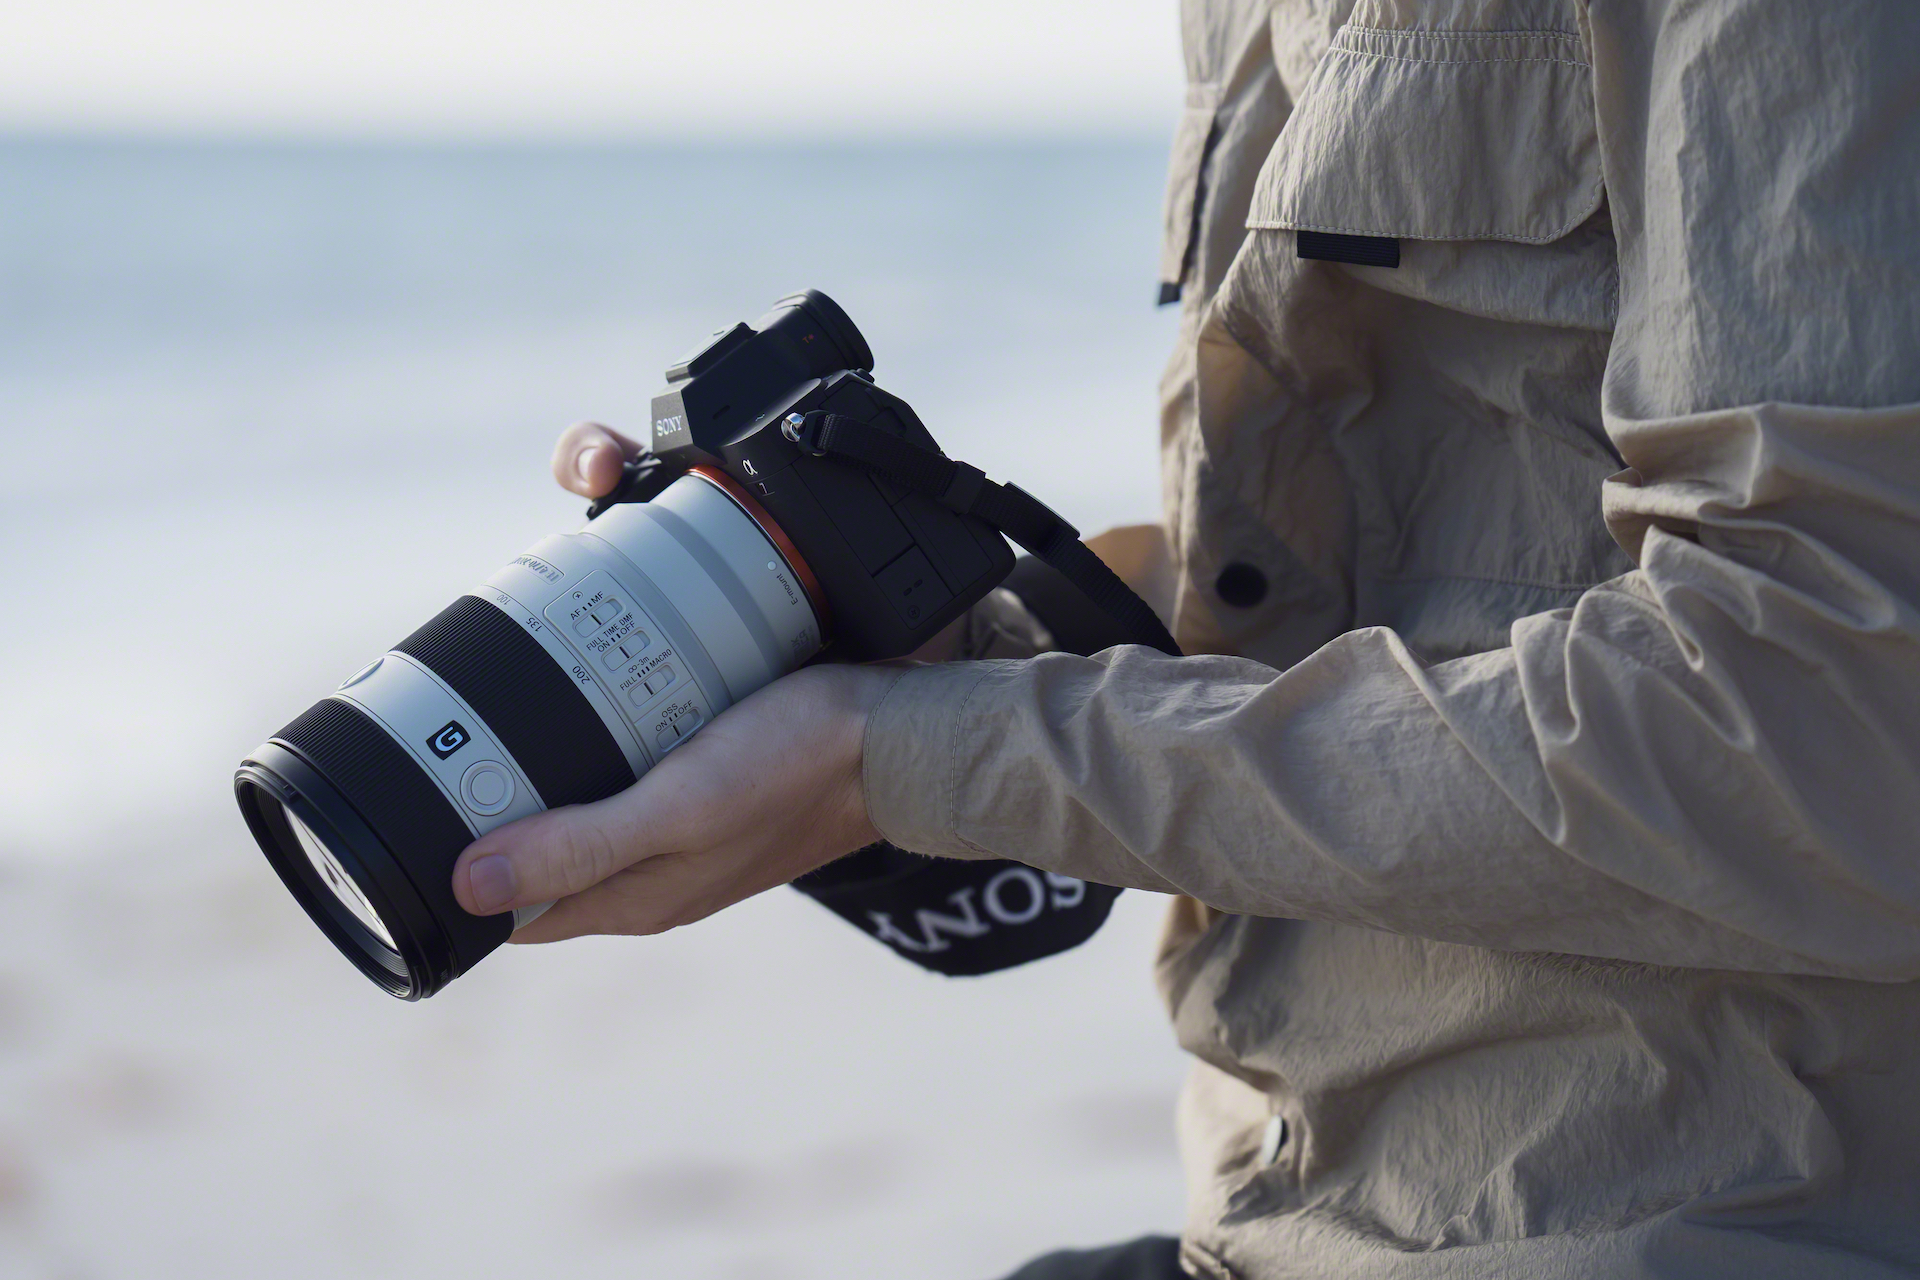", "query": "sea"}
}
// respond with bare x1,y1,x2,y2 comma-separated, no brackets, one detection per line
0,139,1190,1279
